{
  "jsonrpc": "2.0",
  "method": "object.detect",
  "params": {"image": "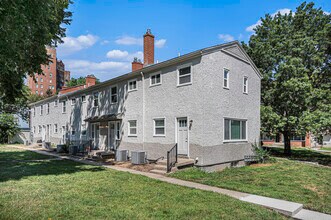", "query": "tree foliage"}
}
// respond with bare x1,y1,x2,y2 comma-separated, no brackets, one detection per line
67,76,100,87
243,2,331,154
0,113,19,144
0,0,72,106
